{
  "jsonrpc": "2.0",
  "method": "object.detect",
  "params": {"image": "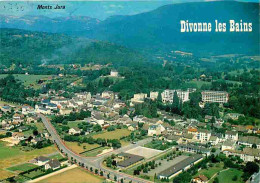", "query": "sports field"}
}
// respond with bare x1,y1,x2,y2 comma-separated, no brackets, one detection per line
38,167,104,183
